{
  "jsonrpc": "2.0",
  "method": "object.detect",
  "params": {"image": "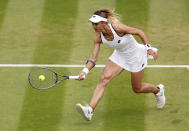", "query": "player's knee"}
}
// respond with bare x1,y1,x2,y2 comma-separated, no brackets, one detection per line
99,74,111,86
132,86,142,93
